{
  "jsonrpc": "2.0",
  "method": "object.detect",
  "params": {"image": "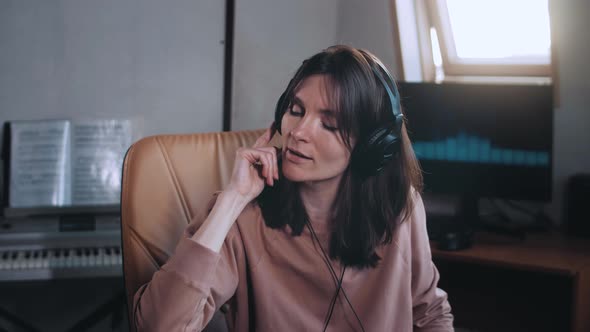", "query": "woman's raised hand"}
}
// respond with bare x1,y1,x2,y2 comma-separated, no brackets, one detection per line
225,125,279,202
